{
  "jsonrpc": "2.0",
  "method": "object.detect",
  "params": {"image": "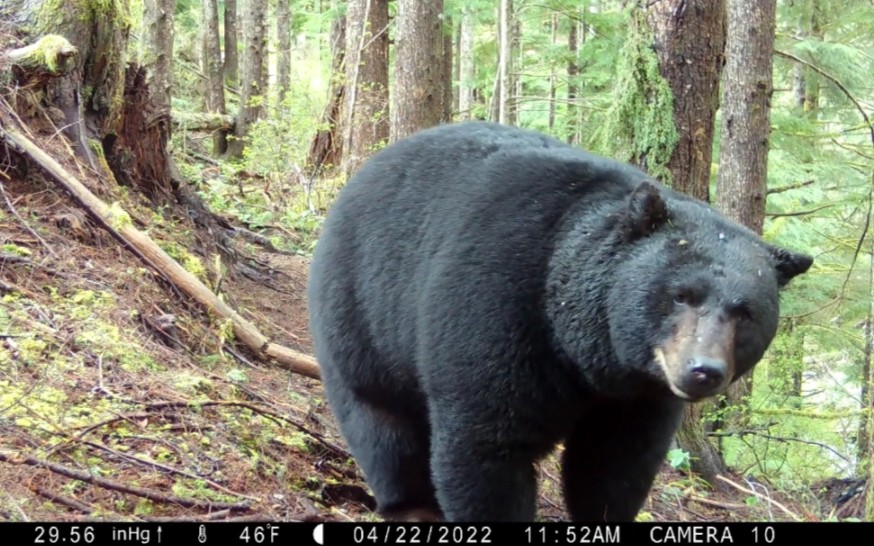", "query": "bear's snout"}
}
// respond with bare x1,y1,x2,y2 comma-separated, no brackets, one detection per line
680,356,728,399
